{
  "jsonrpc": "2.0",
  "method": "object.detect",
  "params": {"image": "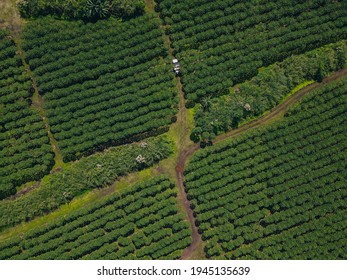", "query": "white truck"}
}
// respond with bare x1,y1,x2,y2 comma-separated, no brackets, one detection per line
172,58,181,76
